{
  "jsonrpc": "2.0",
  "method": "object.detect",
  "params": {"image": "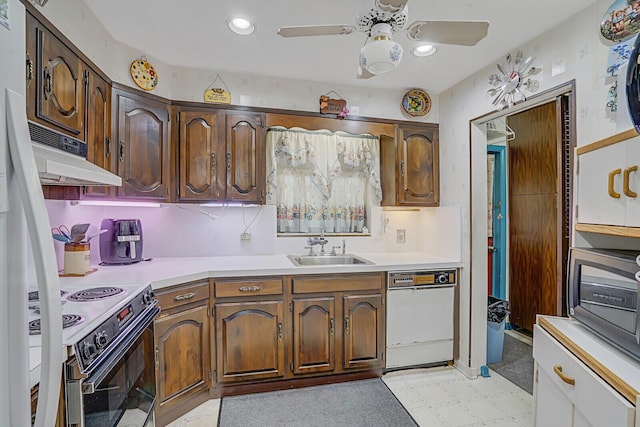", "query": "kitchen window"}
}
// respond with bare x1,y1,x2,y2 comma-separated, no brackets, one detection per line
266,126,382,234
